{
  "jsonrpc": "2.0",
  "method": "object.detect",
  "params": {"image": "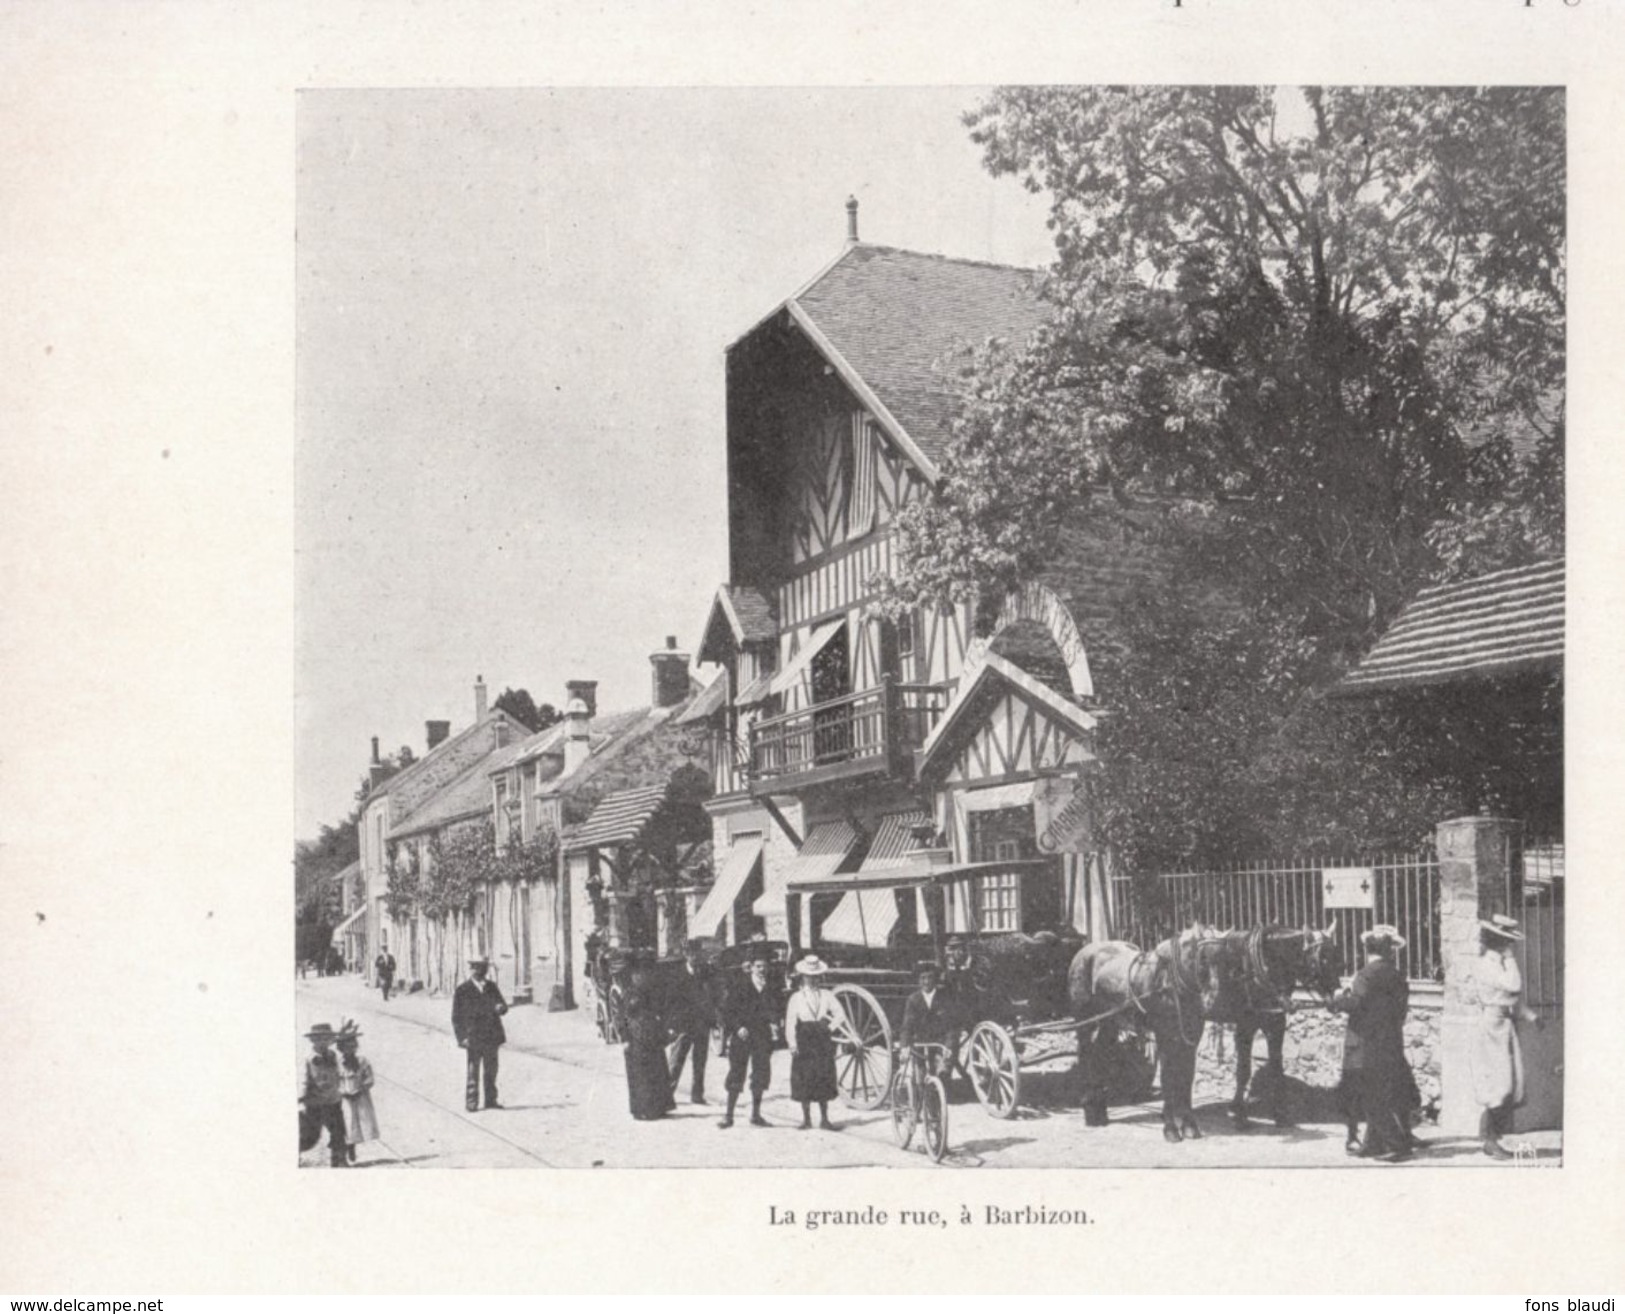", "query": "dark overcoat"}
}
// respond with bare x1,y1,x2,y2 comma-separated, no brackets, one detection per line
452,977,509,1049
1330,957,1409,1077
